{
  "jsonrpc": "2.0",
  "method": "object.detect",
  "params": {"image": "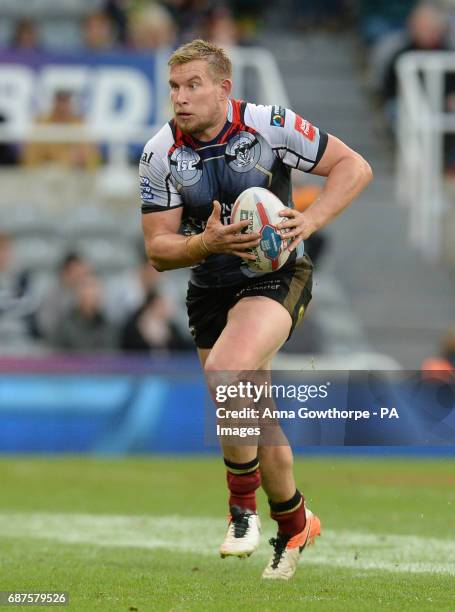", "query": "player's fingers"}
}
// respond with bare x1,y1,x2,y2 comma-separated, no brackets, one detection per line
227,229,261,241
229,233,261,244
281,227,302,238
278,219,298,229
228,219,256,234
279,208,295,217
287,236,303,252
210,200,222,220
230,241,260,252
231,250,257,261
278,212,299,228
278,209,299,224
